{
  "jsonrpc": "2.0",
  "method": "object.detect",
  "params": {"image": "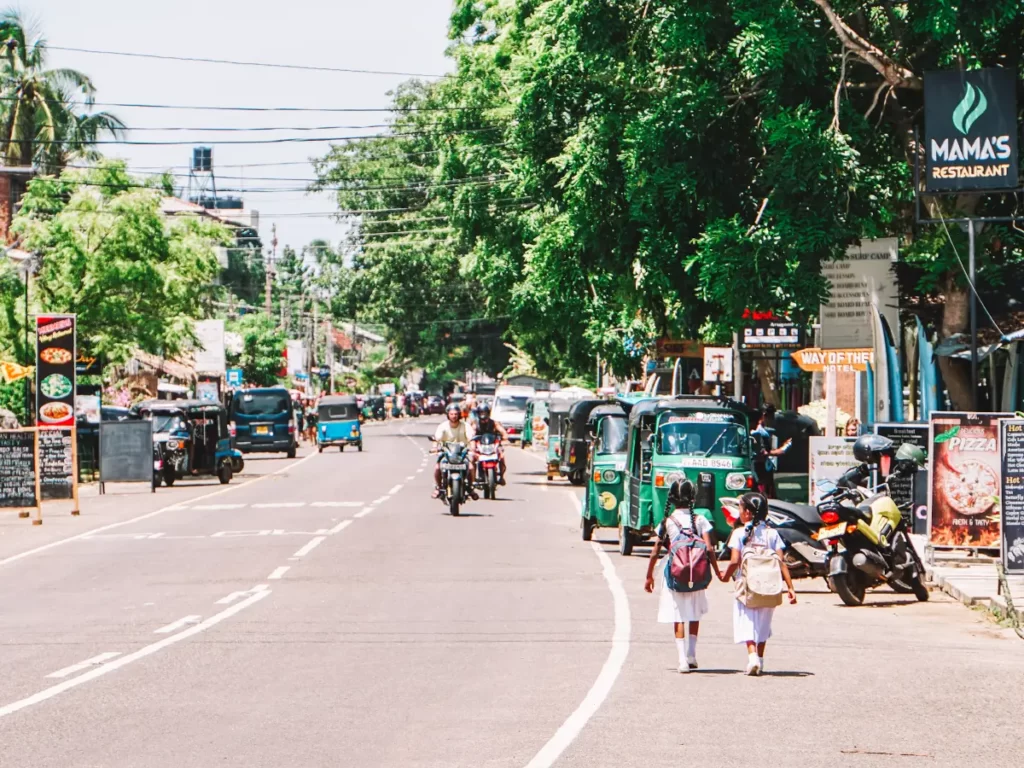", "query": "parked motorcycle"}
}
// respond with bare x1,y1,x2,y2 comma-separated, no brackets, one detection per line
473,433,503,500
721,495,829,581
437,441,471,516
814,435,929,606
